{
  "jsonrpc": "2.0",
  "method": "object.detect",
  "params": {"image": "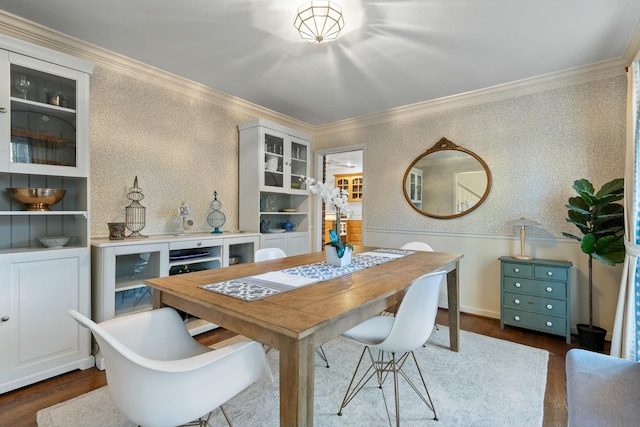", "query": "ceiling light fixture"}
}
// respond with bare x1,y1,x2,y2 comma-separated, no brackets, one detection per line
294,1,345,43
